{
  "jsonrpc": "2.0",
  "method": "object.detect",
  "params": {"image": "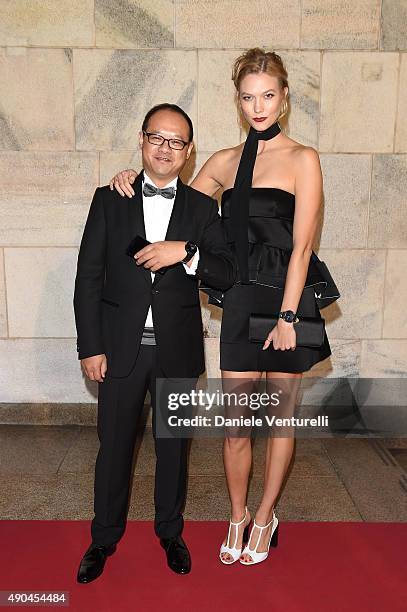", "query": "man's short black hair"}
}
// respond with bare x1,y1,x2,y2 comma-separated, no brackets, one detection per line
141,103,194,142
